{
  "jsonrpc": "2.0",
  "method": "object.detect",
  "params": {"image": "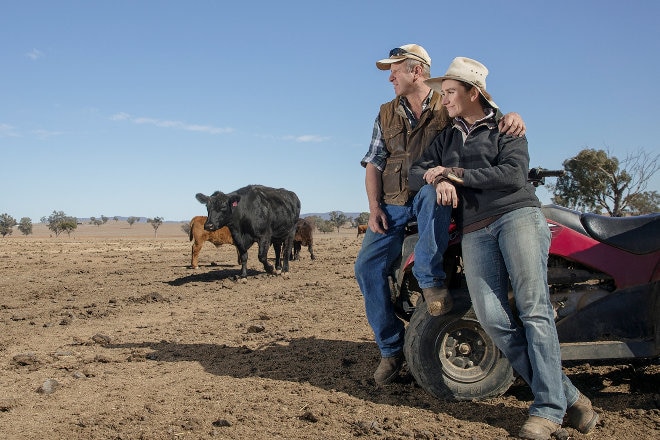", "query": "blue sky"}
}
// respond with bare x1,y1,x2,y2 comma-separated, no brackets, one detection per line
2,0,659,222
